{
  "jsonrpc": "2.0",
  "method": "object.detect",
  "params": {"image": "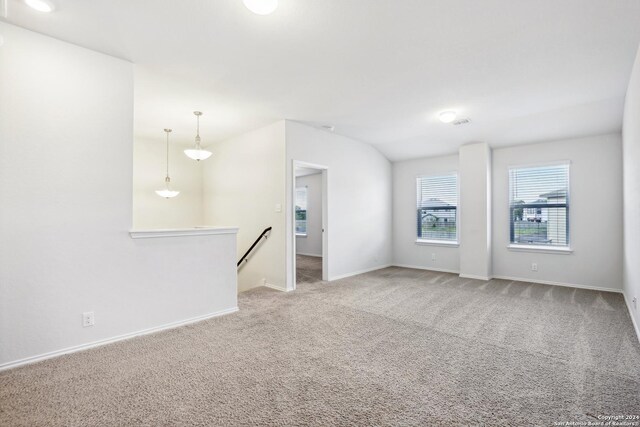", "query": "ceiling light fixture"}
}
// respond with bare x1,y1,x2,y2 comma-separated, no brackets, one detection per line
184,111,213,161
439,111,457,123
156,129,180,199
243,0,278,15
24,0,55,12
